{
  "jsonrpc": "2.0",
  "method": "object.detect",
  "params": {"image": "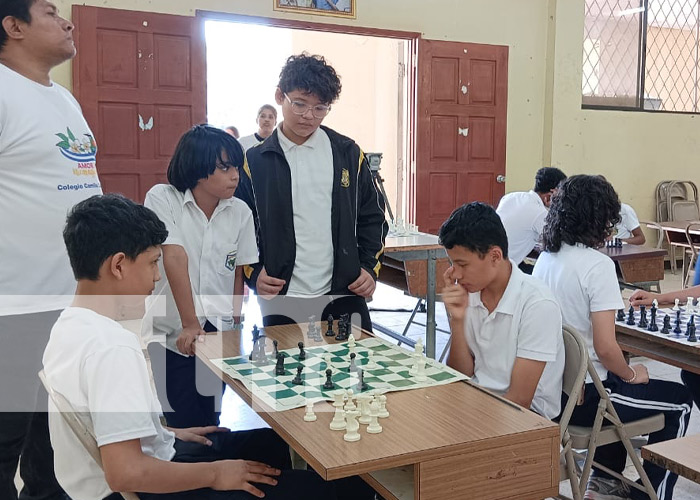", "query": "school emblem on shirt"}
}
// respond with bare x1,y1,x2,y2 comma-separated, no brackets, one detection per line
225,252,237,271
341,168,350,188
55,127,97,163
